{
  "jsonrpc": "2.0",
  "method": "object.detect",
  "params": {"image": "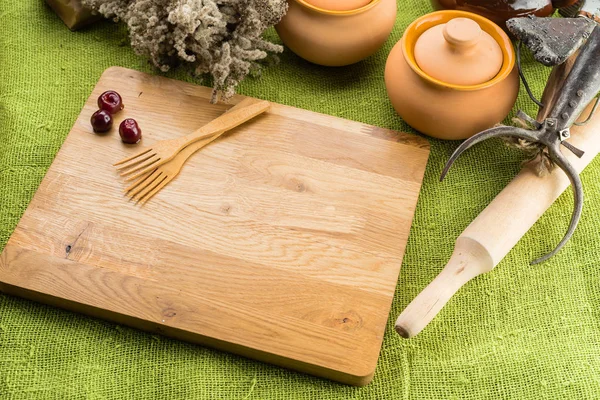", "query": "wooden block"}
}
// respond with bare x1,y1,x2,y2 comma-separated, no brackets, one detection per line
46,0,101,31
